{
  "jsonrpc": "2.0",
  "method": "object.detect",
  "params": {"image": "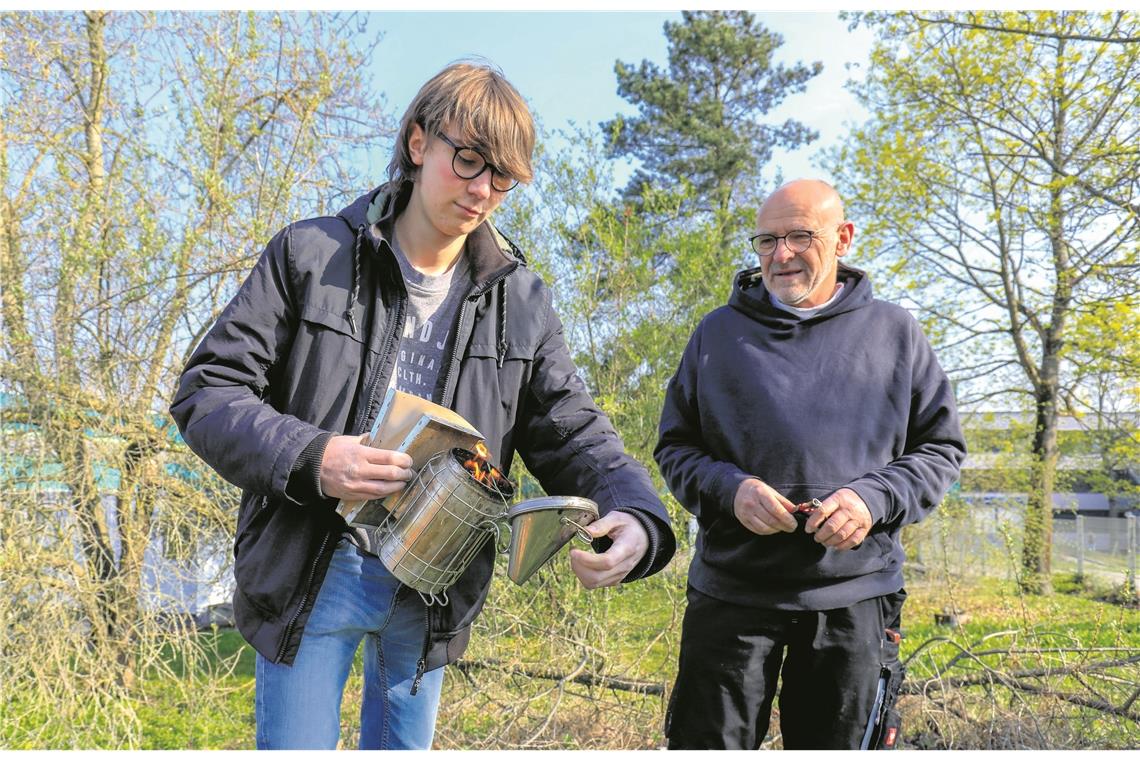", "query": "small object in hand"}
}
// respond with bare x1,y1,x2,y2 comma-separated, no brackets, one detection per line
795,498,823,515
